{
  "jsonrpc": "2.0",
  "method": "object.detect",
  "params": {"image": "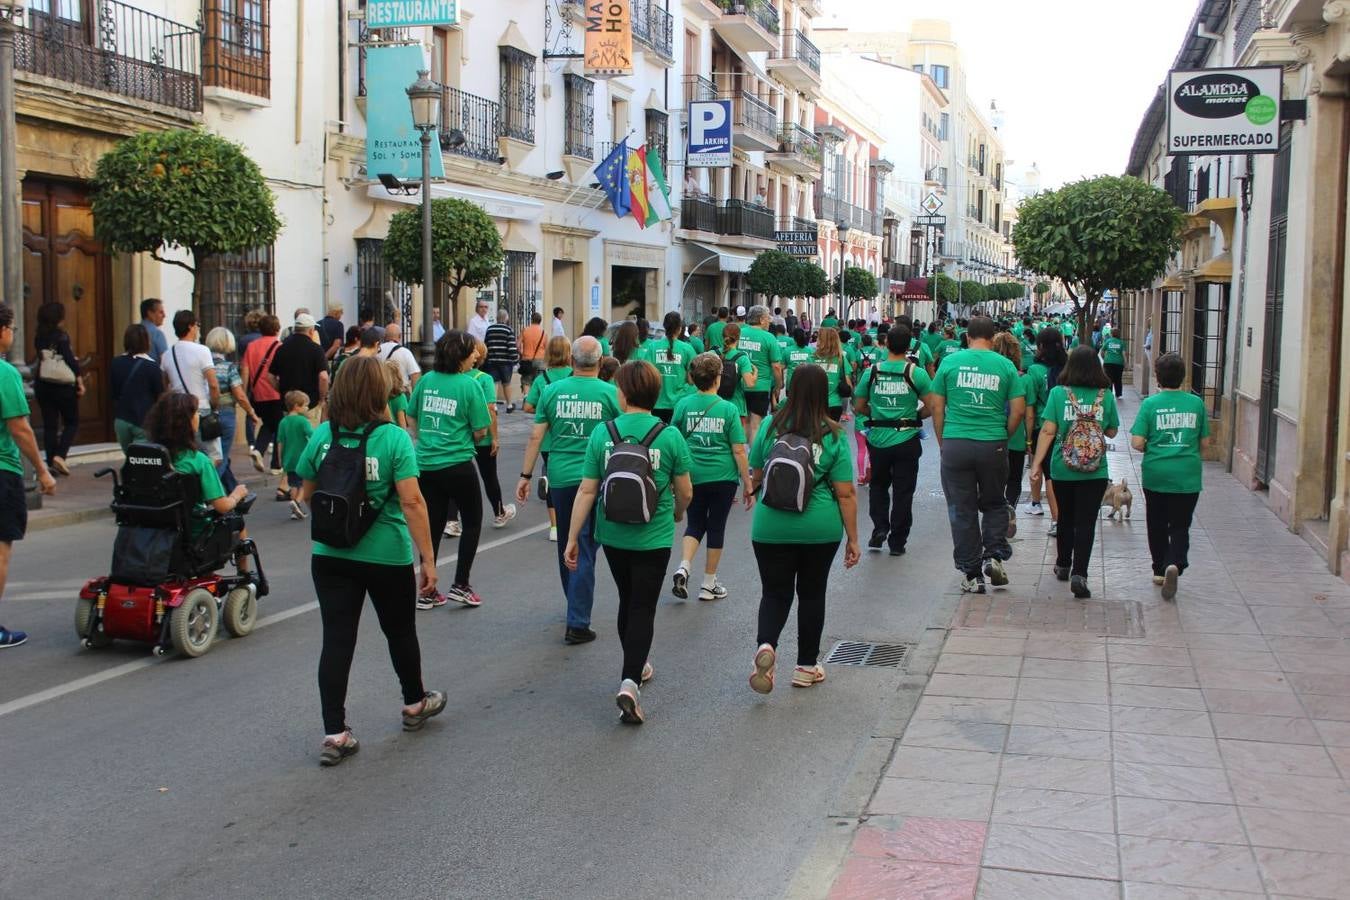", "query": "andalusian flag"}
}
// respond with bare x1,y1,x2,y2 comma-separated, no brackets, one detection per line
644,149,672,227
626,145,651,229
